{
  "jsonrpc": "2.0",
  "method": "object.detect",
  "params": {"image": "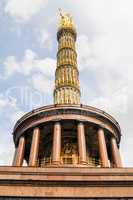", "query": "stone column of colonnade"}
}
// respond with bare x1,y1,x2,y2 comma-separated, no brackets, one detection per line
76,122,123,168
52,122,61,165
111,137,123,167
97,127,123,168
76,123,123,168
97,128,110,168
51,121,87,165
77,122,87,164
12,136,25,166
29,127,40,167
12,127,41,167
12,122,123,168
